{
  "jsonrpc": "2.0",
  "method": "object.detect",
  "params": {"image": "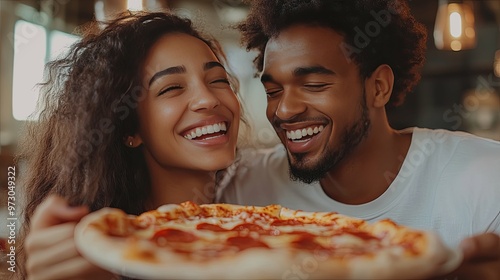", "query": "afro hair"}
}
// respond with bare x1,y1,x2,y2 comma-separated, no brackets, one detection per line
238,0,427,106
